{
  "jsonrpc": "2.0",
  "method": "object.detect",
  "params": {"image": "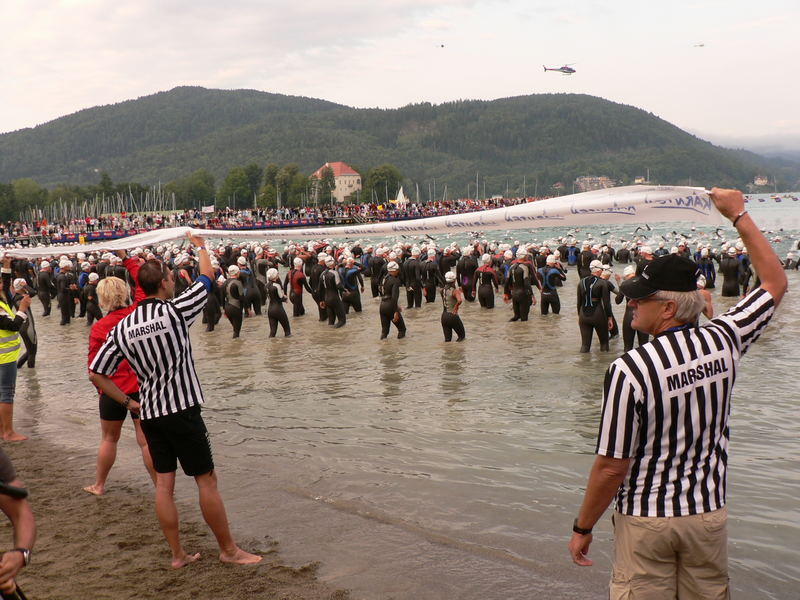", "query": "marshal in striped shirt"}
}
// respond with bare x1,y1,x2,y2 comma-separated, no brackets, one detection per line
89,277,211,421
596,287,776,517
